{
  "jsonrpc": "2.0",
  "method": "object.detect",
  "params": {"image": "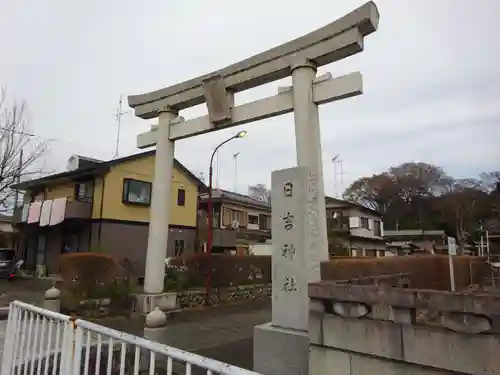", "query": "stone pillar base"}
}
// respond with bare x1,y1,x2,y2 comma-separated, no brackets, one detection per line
133,292,177,314
253,322,309,375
